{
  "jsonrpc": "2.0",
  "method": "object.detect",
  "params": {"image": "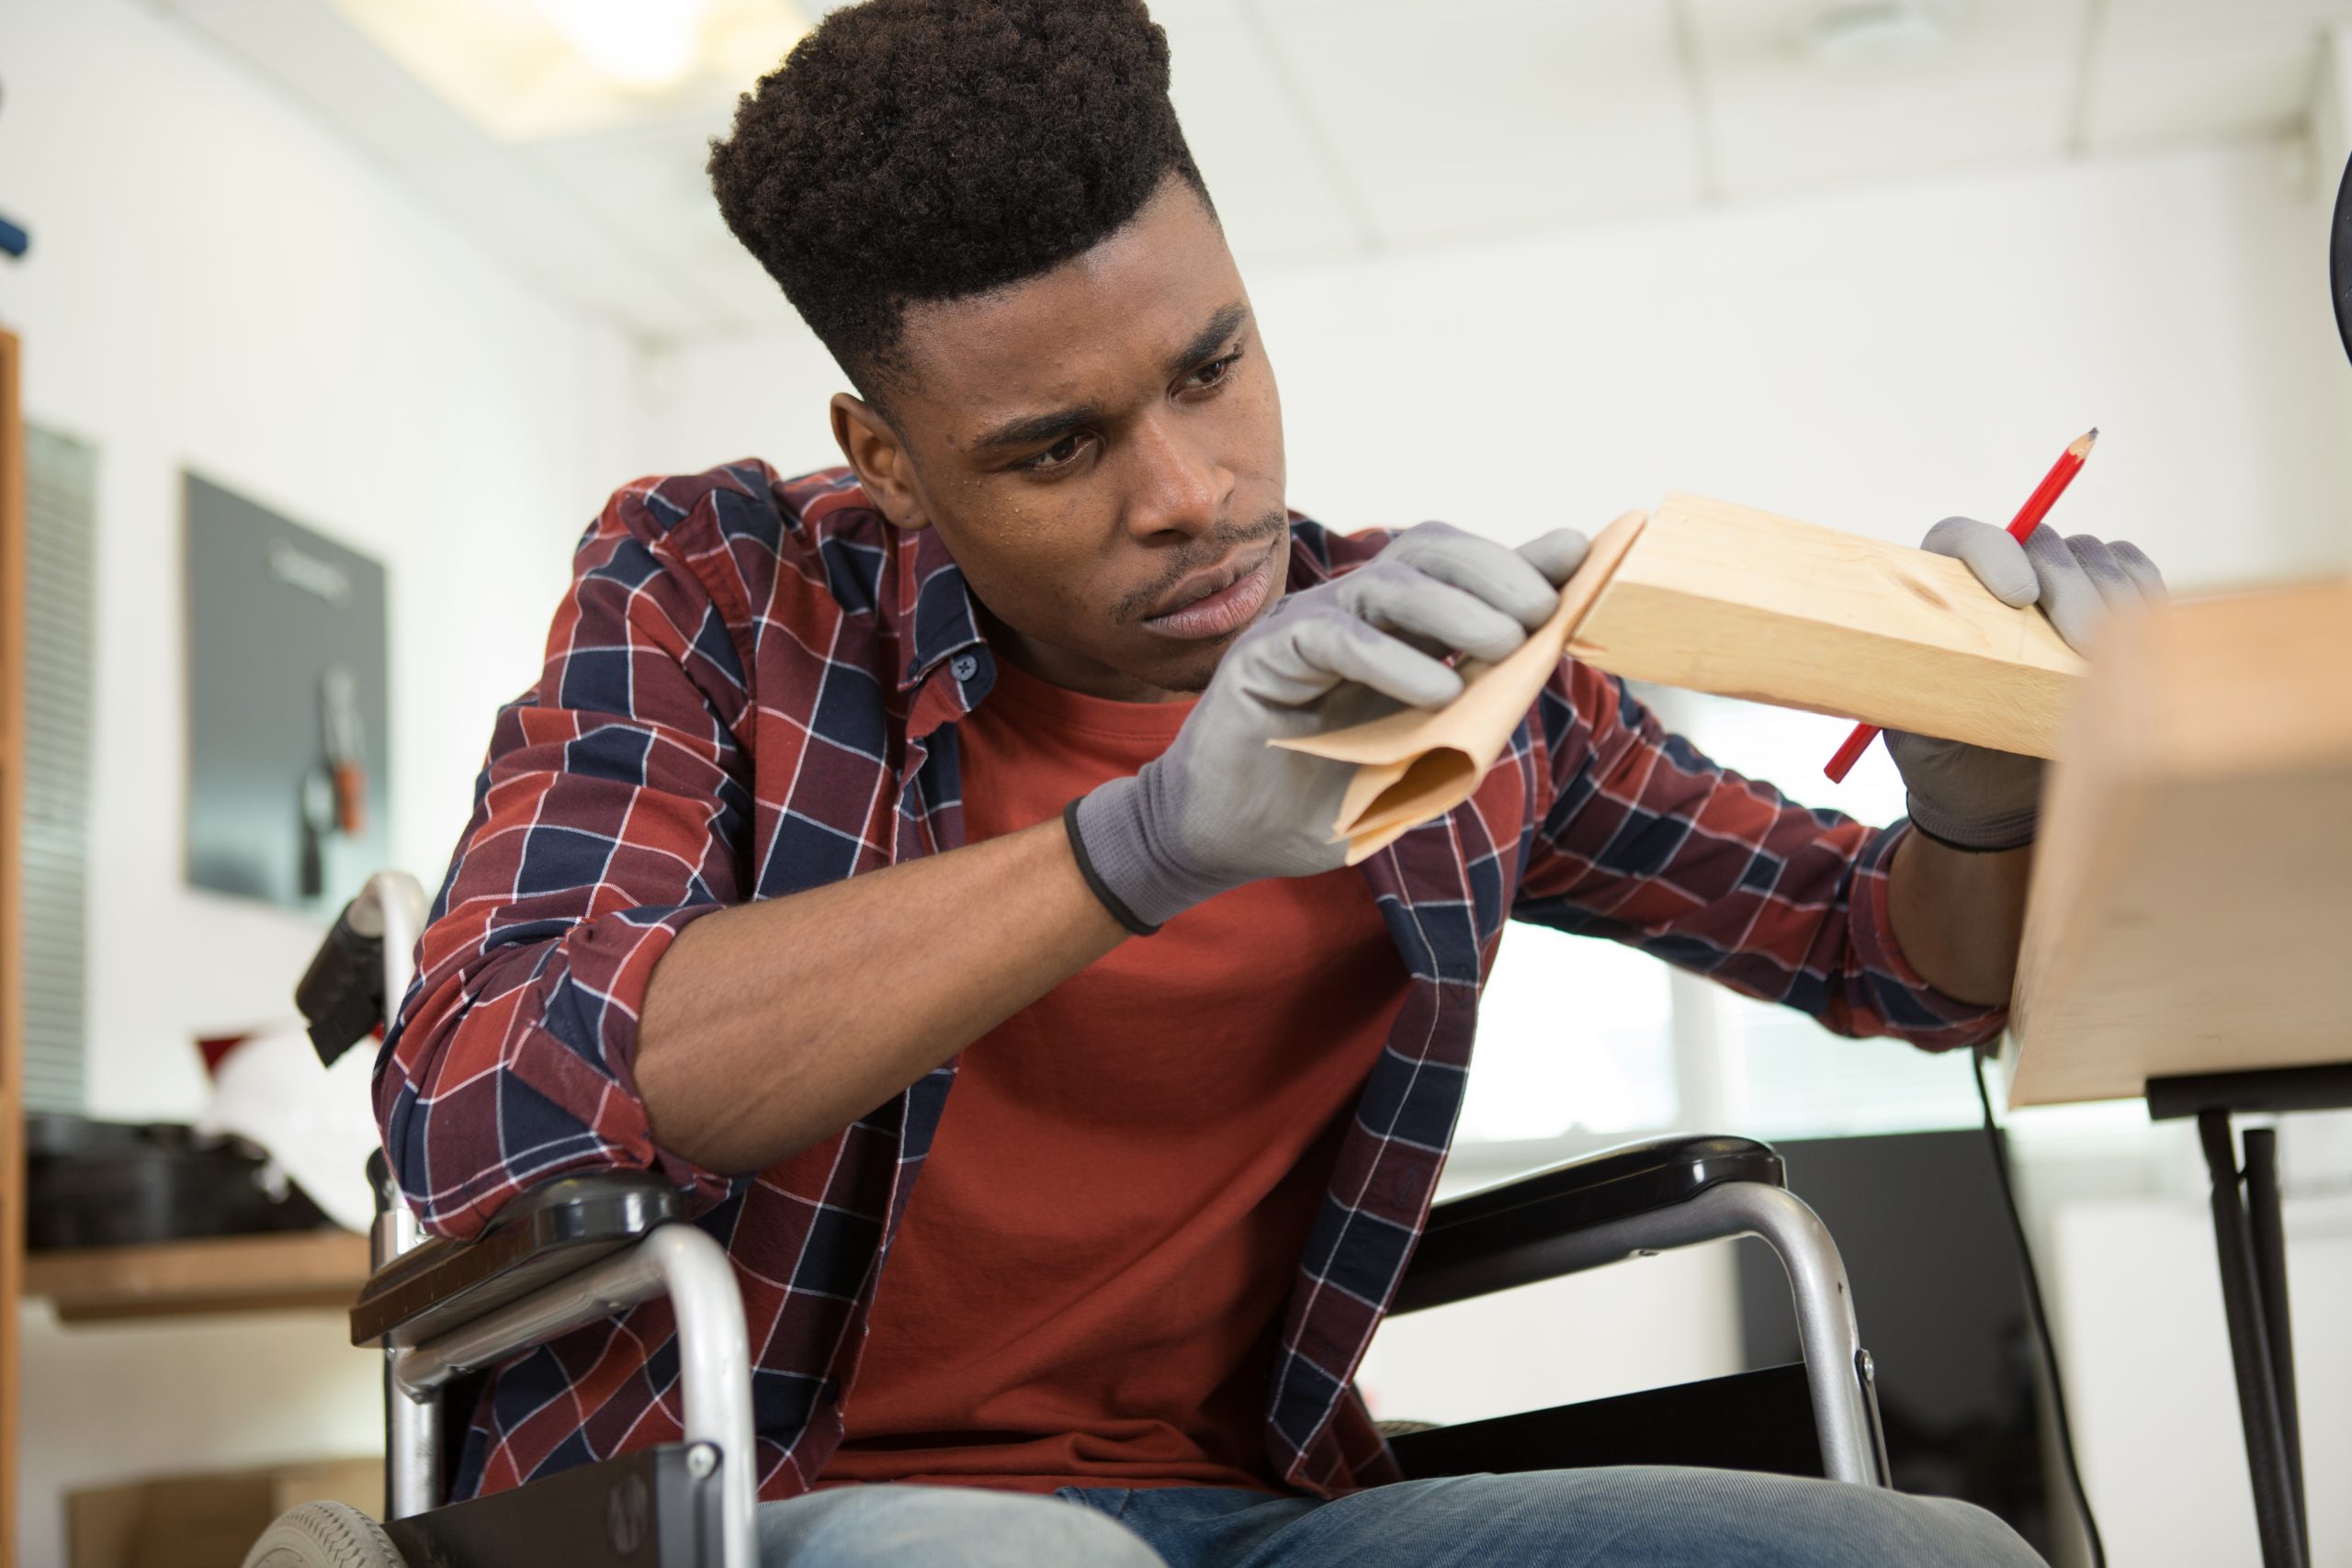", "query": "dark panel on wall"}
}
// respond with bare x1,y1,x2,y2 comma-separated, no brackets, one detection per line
184,472,389,912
